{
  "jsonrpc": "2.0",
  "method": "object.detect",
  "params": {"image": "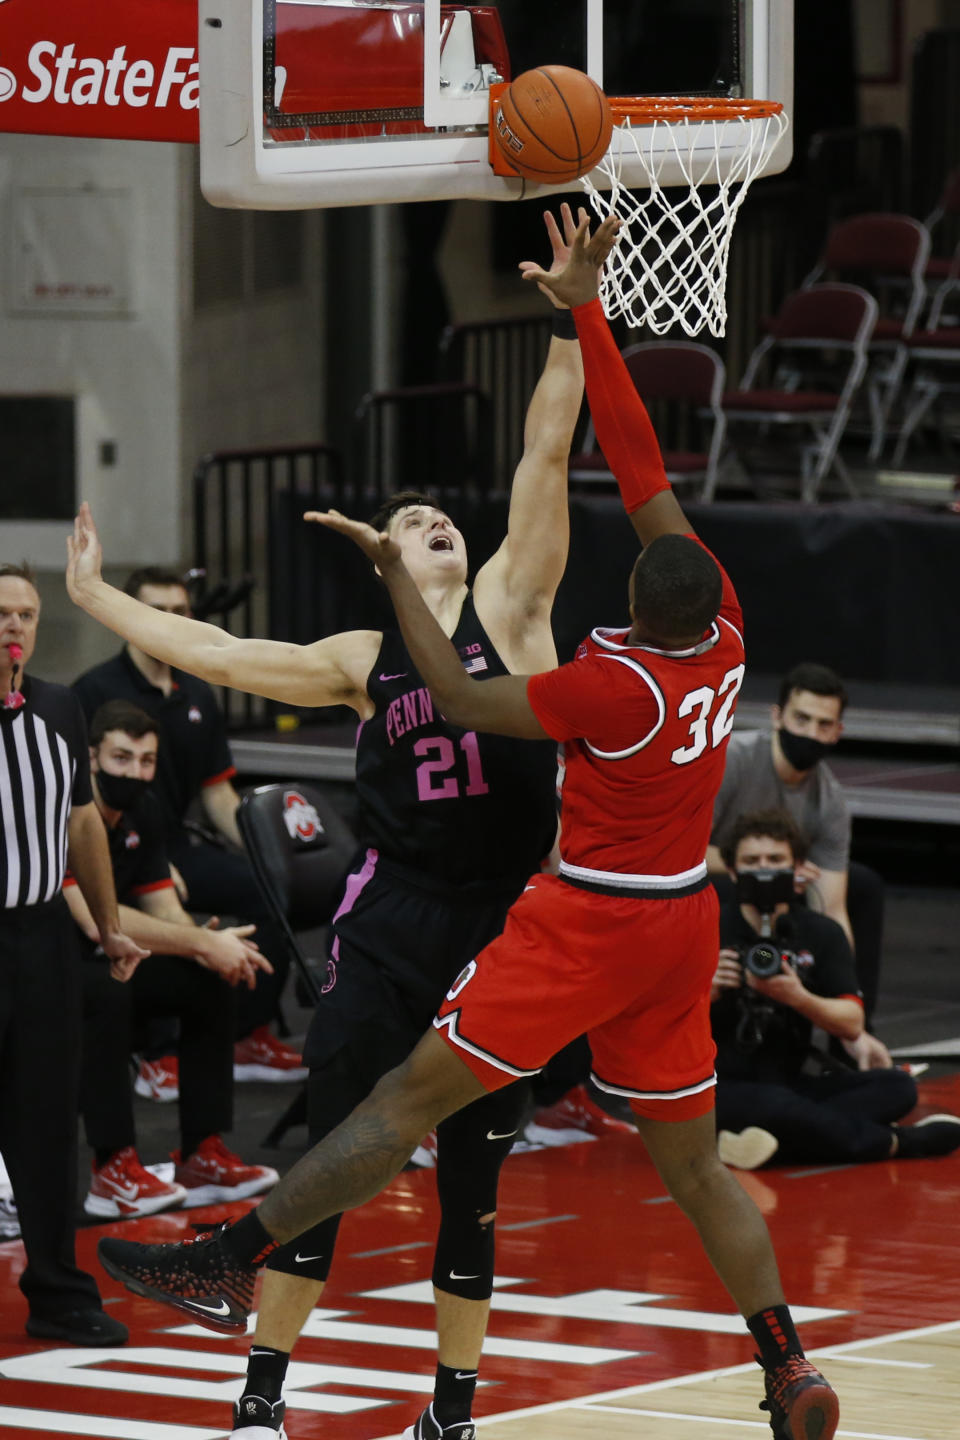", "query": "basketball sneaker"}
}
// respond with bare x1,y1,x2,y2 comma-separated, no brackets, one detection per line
230,1393,288,1437
97,1222,256,1334
233,1027,307,1083
173,1136,279,1208
525,1084,636,1147
759,1355,839,1440
0,1194,20,1242
134,1055,180,1102
717,1127,780,1171
402,1403,476,1440
84,1147,187,1219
